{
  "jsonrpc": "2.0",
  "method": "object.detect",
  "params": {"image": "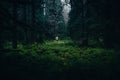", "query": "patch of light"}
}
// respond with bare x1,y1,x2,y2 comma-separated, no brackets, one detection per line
61,0,65,3
43,4,46,16
61,0,71,24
